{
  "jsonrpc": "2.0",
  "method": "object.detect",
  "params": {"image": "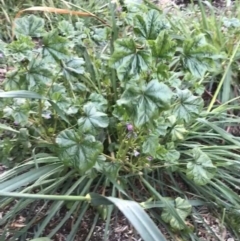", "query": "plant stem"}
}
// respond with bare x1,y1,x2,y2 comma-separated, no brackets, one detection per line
0,191,90,201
